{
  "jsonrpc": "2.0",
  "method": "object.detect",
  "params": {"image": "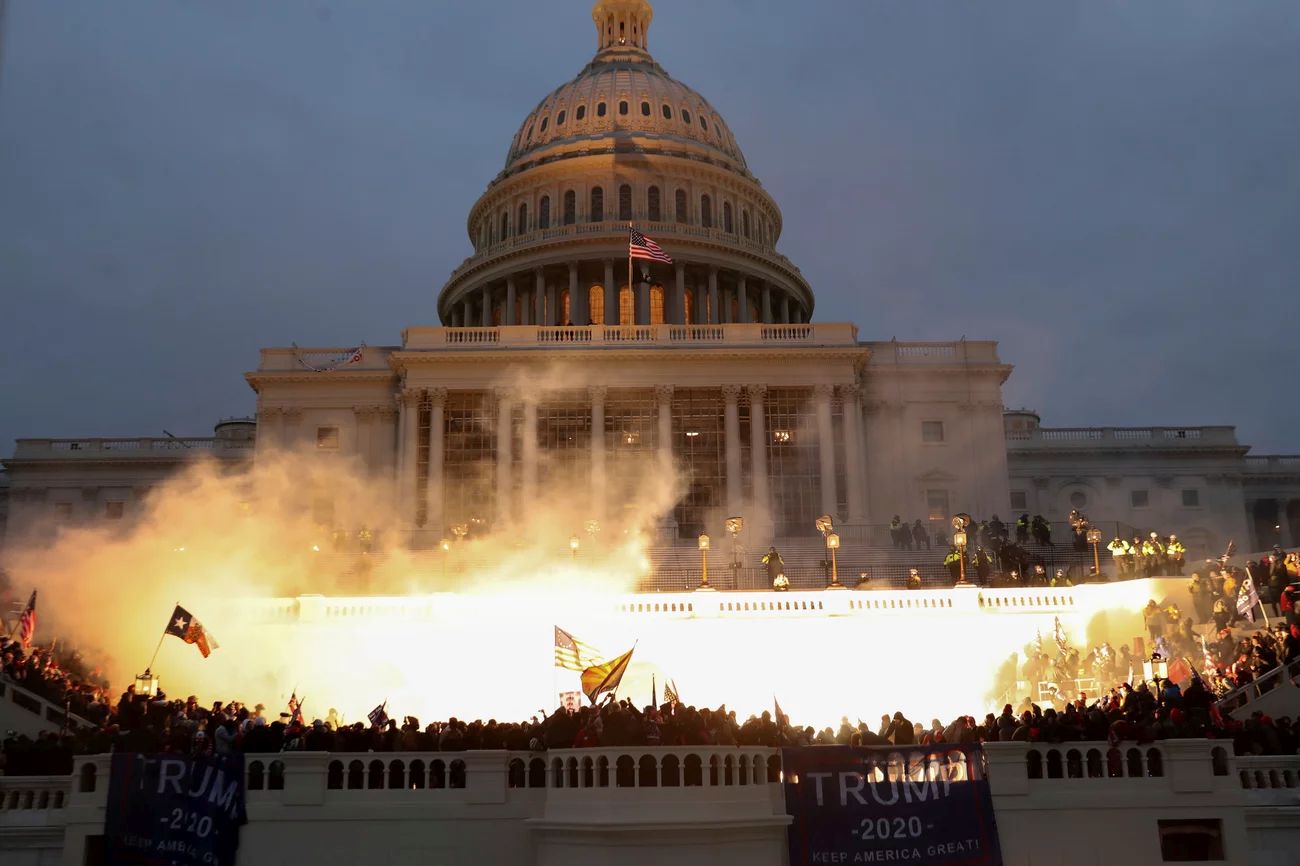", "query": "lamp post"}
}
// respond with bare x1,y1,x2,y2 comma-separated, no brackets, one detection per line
134,669,160,698
1143,653,1169,685
1086,527,1103,578
569,535,580,560
815,514,834,583
953,528,968,585
698,533,712,590
725,516,744,576
826,531,843,588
